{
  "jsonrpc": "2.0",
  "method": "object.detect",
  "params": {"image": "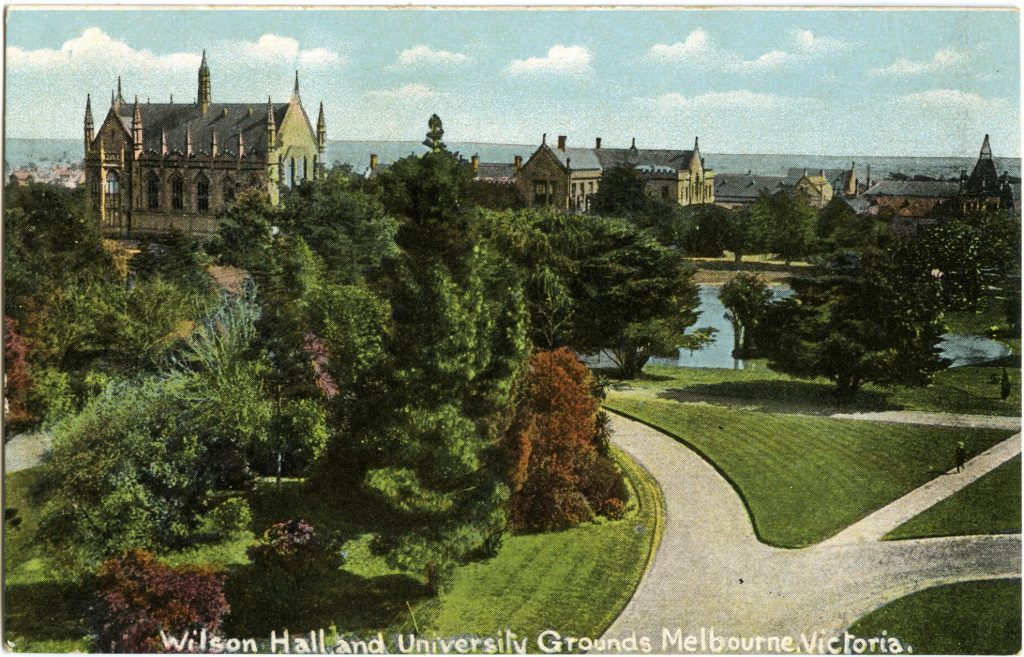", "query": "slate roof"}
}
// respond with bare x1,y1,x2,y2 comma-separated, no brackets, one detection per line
475,162,517,182
105,101,295,158
713,174,791,202
543,144,700,173
862,180,960,199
